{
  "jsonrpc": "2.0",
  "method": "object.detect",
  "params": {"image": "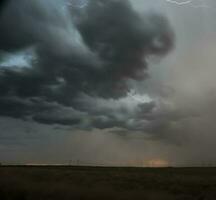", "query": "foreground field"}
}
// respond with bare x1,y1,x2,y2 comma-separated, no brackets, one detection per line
0,166,216,200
